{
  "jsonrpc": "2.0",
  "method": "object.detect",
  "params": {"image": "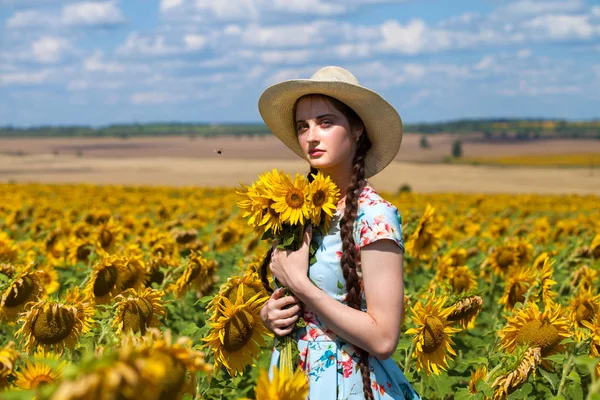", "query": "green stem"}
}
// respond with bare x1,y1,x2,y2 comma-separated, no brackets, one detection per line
404,341,415,373
557,340,587,397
